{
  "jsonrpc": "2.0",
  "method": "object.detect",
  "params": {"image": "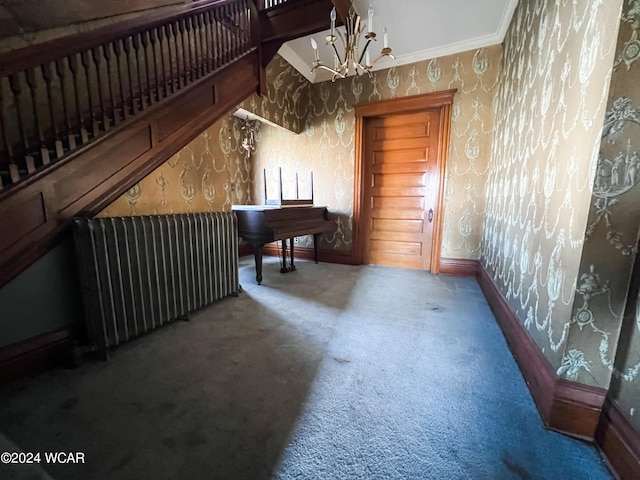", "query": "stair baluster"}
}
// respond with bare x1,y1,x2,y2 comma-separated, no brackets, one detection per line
102,43,120,126
54,58,77,150
149,29,162,102
157,27,171,97
0,82,19,185
68,55,89,144
130,34,147,111
198,14,209,76
169,22,183,91
91,47,110,131
42,63,65,159
25,67,51,166
80,51,99,137
8,73,36,175
178,19,191,85
139,32,154,105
